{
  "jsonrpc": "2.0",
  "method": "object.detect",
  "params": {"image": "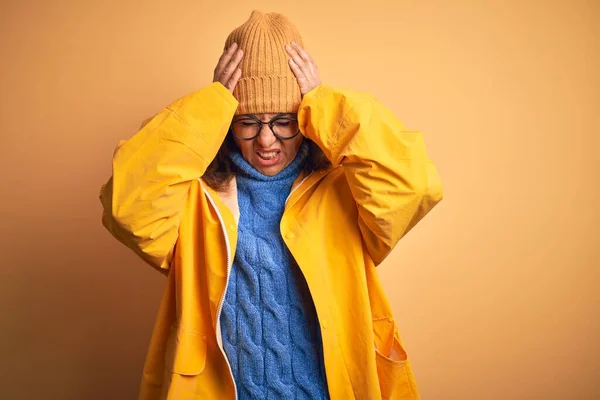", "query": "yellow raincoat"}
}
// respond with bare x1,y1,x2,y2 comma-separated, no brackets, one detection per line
100,82,442,399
